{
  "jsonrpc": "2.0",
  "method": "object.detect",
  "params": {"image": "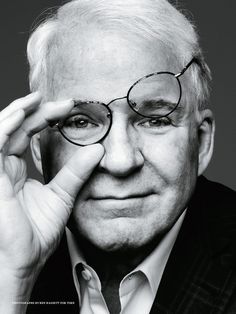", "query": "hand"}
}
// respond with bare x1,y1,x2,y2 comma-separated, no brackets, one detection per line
0,92,104,304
